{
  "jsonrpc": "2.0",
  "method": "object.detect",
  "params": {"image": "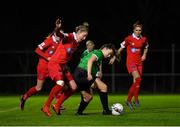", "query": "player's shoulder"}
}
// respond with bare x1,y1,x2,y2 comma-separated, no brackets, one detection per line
127,35,132,38
124,35,132,42
92,50,103,56
92,49,100,53
141,36,148,41
125,35,133,40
